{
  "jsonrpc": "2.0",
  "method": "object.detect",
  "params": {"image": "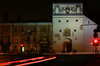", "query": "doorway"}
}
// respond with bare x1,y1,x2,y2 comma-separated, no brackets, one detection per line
63,41,72,52
40,45,48,53
14,46,17,51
